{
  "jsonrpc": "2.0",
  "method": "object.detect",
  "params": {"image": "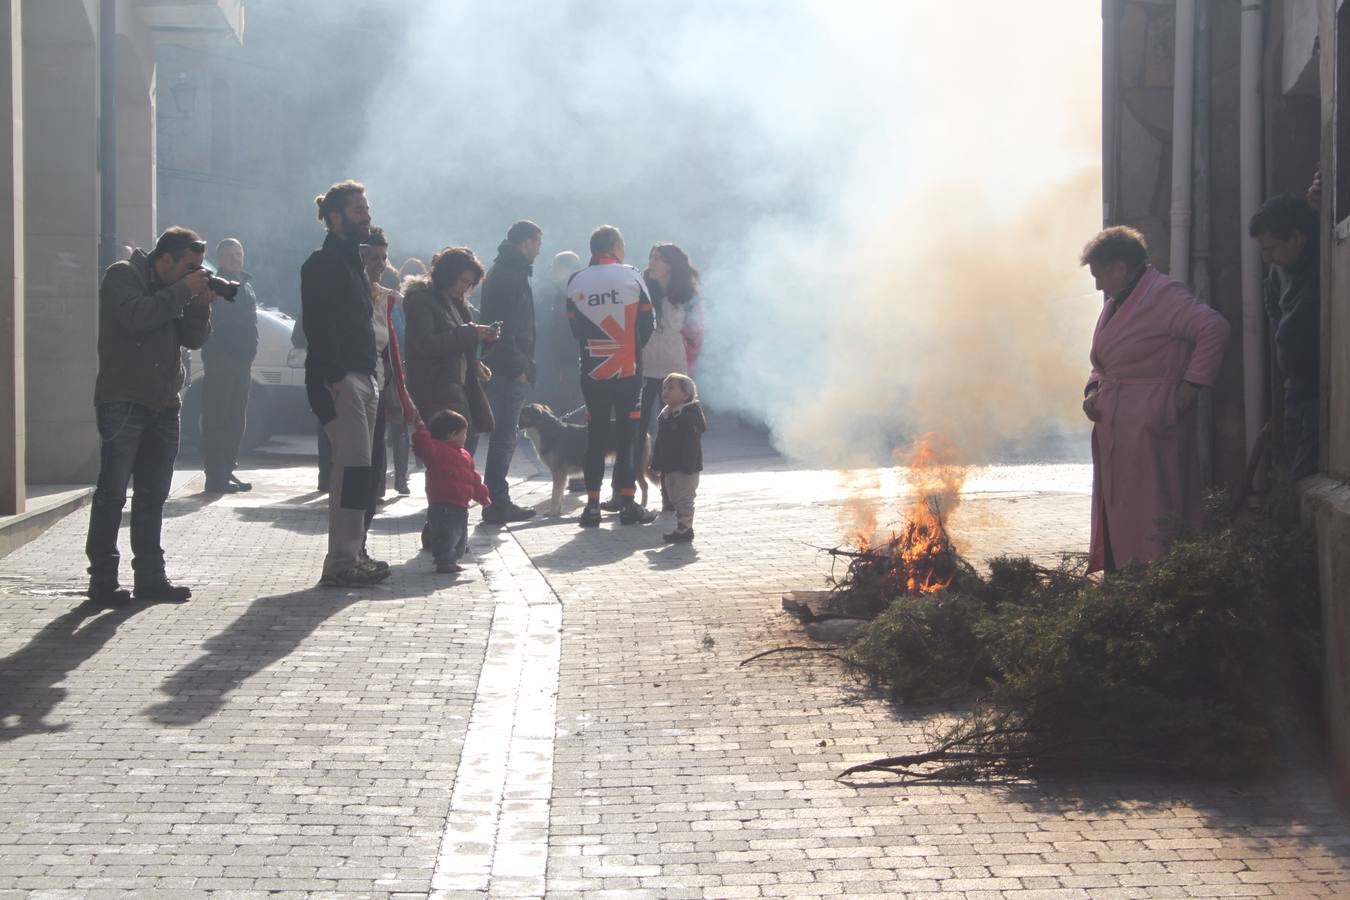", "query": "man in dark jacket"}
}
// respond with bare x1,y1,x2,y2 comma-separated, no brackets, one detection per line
1251,194,1320,480
200,238,259,493
479,220,542,524
86,226,216,605
300,180,387,587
